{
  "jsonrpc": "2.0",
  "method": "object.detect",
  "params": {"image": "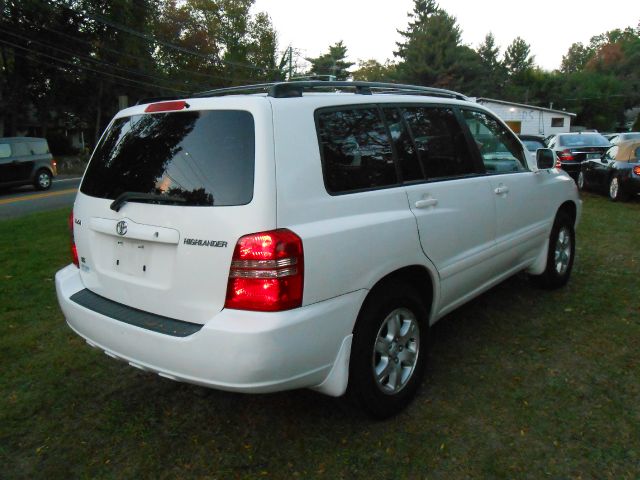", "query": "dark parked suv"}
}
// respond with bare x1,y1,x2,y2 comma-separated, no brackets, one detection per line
0,137,57,191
